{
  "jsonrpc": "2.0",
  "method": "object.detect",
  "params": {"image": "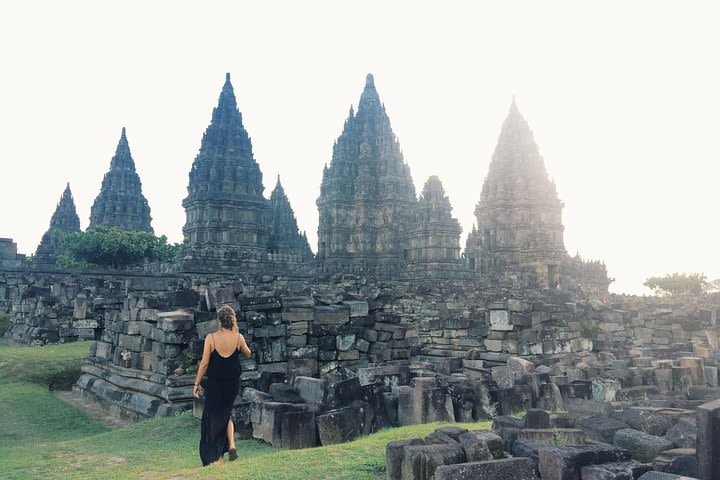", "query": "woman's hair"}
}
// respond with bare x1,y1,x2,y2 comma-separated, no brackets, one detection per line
217,305,238,330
